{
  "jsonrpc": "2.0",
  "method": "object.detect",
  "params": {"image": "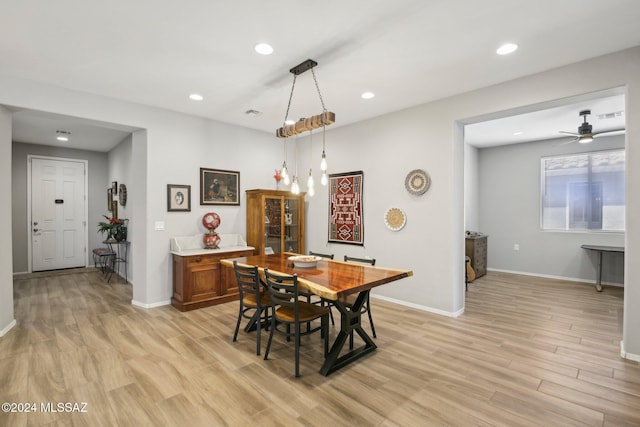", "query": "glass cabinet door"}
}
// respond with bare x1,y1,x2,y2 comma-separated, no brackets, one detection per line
264,196,282,254
284,198,300,253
